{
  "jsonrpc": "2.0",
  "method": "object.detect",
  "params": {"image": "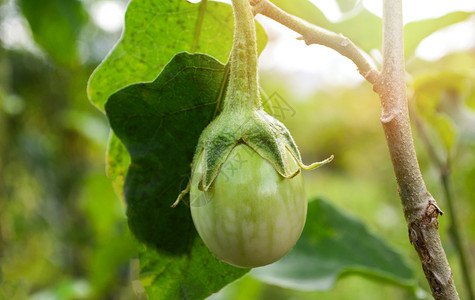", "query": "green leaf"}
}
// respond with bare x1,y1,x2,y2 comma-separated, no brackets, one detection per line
105,52,247,299
331,9,382,53
335,0,360,14
412,71,466,152
270,0,332,29
106,133,130,201
266,0,472,59
88,0,267,111
19,0,86,66
252,198,415,291
331,10,473,57
331,10,472,57
413,71,466,120
139,238,248,299
410,53,475,145
404,11,472,57
269,0,382,54
433,115,457,152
